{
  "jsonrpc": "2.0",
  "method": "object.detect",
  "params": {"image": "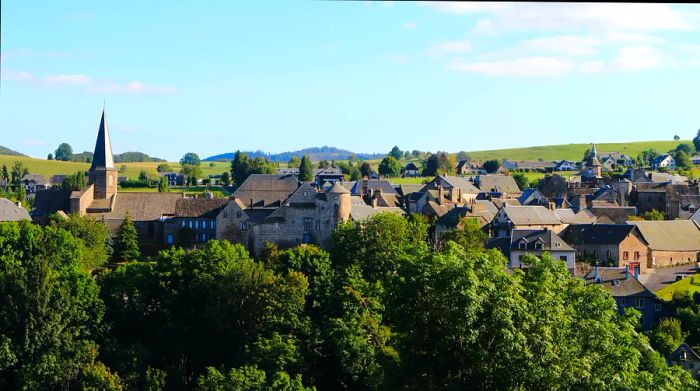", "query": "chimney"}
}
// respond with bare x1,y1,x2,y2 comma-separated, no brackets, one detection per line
634,267,639,279
438,186,444,205
362,179,368,195
229,195,237,201
250,198,253,208
625,267,630,280
458,188,463,203
371,196,378,208
579,194,587,211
